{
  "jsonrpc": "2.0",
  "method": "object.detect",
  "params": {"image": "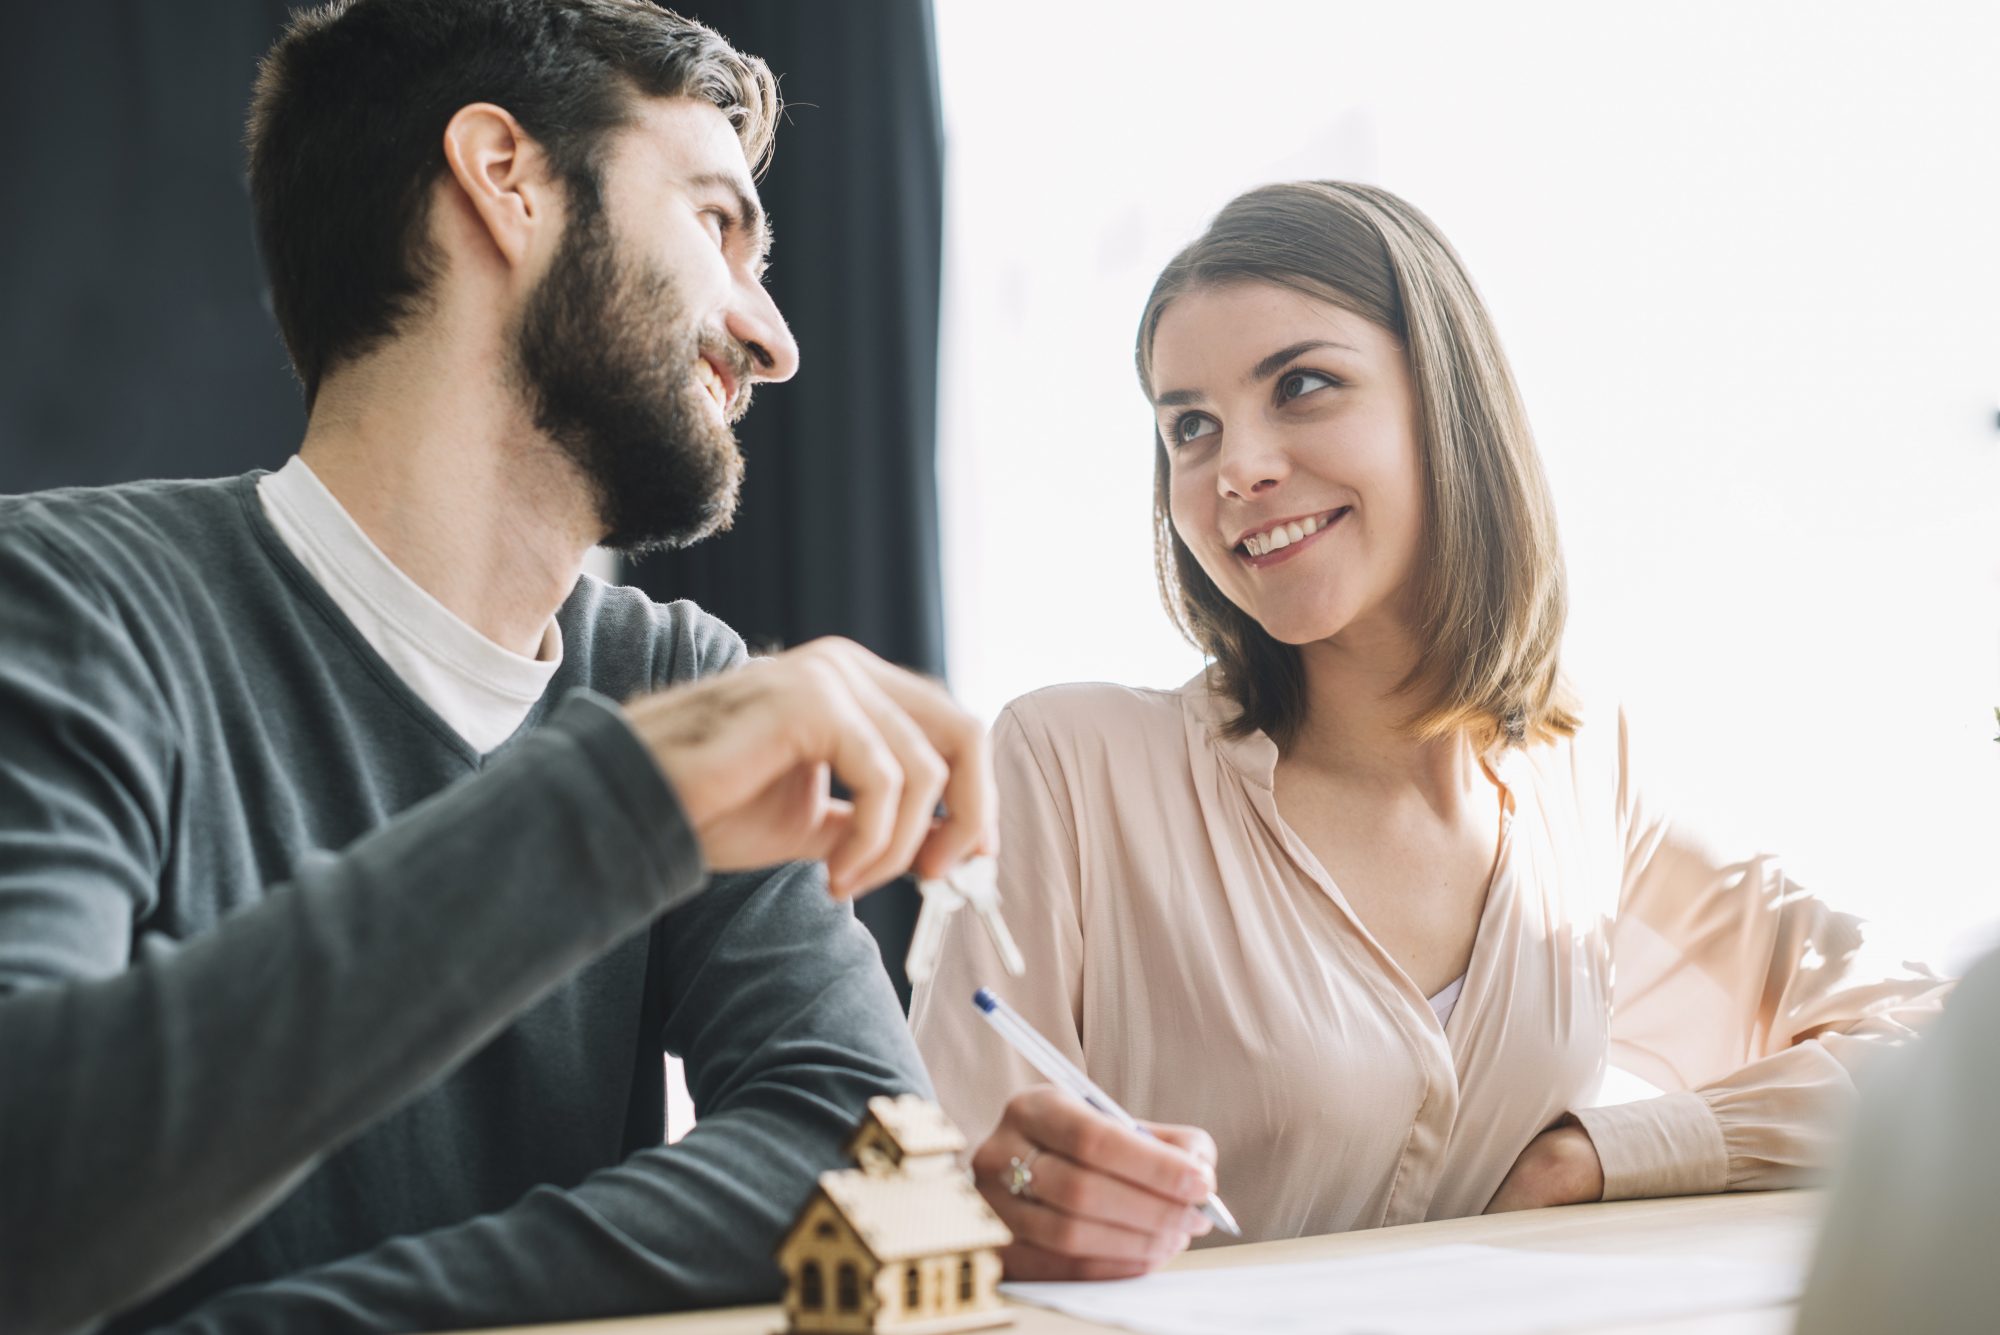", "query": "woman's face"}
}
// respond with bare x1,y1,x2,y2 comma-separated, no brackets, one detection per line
1152,281,1427,648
